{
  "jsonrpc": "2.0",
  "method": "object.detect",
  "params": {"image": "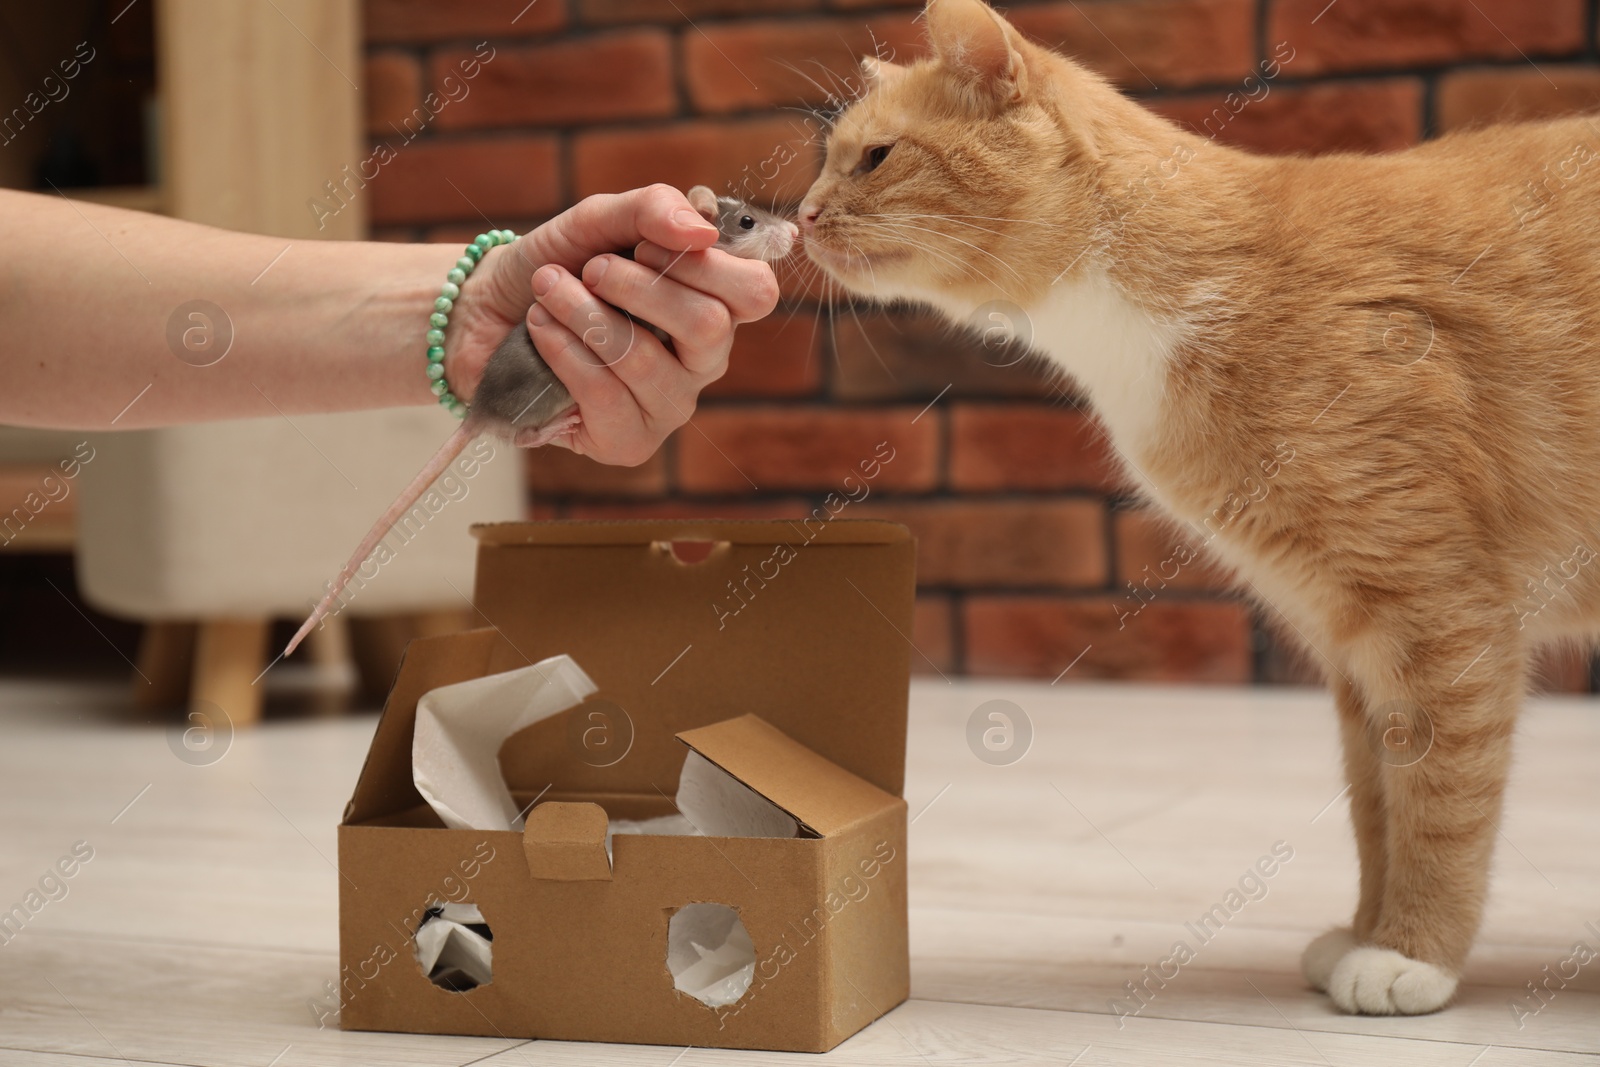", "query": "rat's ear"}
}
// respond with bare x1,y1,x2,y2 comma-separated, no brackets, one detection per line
686,185,720,224
860,55,908,91
925,0,1028,103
